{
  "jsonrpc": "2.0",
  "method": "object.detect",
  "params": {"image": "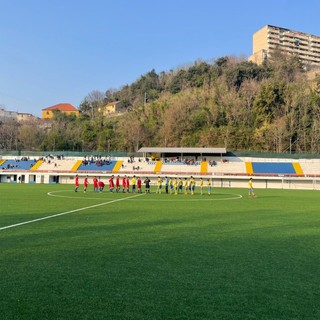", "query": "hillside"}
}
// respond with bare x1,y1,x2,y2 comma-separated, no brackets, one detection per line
1,53,320,154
